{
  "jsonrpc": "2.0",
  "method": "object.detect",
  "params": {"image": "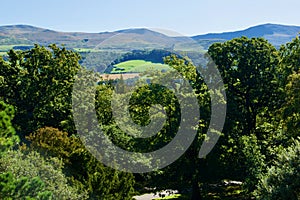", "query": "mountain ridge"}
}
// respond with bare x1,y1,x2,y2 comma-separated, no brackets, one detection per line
192,23,300,46
0,23,300,49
